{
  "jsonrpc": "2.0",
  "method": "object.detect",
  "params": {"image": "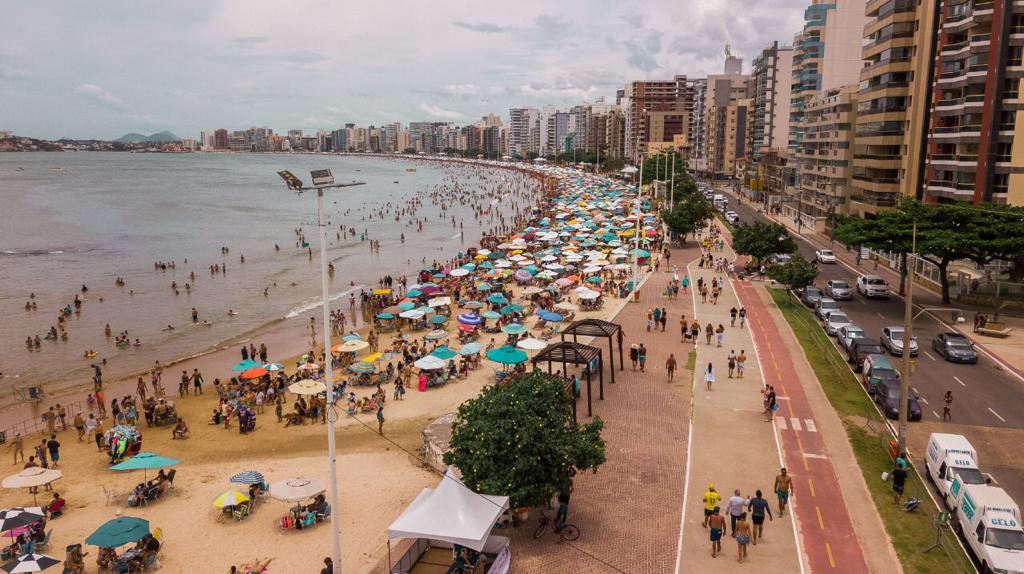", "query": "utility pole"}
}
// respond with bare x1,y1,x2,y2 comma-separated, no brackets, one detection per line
897,220,916,454
669,149,676,206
